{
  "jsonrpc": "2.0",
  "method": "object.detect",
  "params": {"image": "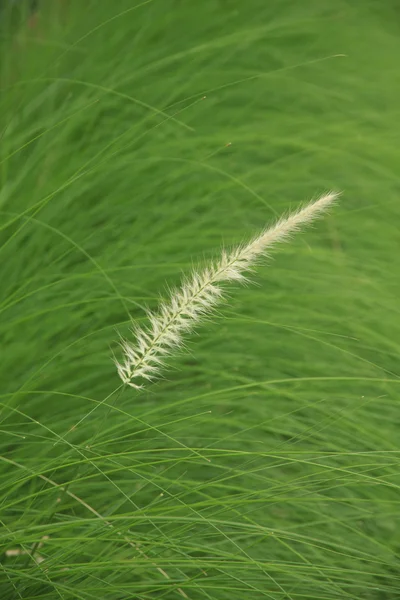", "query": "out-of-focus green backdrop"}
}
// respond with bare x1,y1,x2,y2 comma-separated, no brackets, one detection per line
1,1,399,598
